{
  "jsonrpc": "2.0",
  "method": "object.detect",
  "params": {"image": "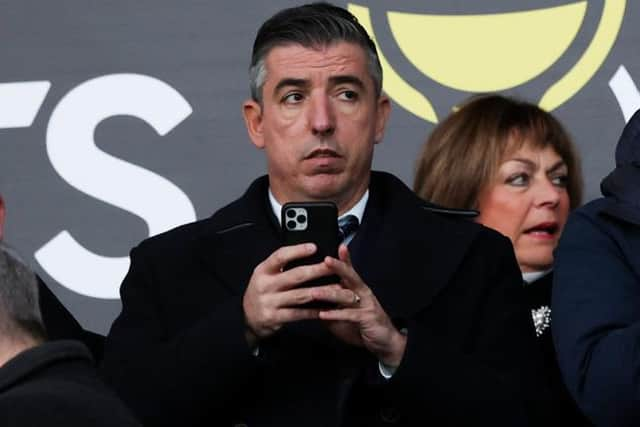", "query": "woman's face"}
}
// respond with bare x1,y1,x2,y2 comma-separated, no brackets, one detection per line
476,143,570,272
